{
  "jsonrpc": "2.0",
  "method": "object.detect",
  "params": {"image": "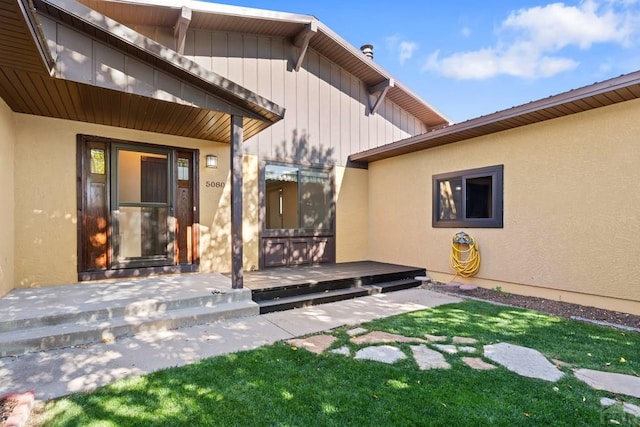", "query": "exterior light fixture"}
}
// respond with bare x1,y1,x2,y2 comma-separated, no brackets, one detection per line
206,154,218,168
